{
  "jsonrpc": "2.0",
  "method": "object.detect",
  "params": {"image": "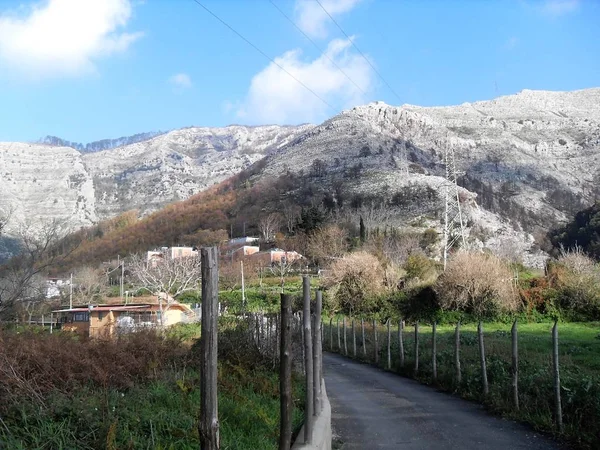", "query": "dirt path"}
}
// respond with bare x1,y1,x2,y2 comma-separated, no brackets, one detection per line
324,352,563,450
